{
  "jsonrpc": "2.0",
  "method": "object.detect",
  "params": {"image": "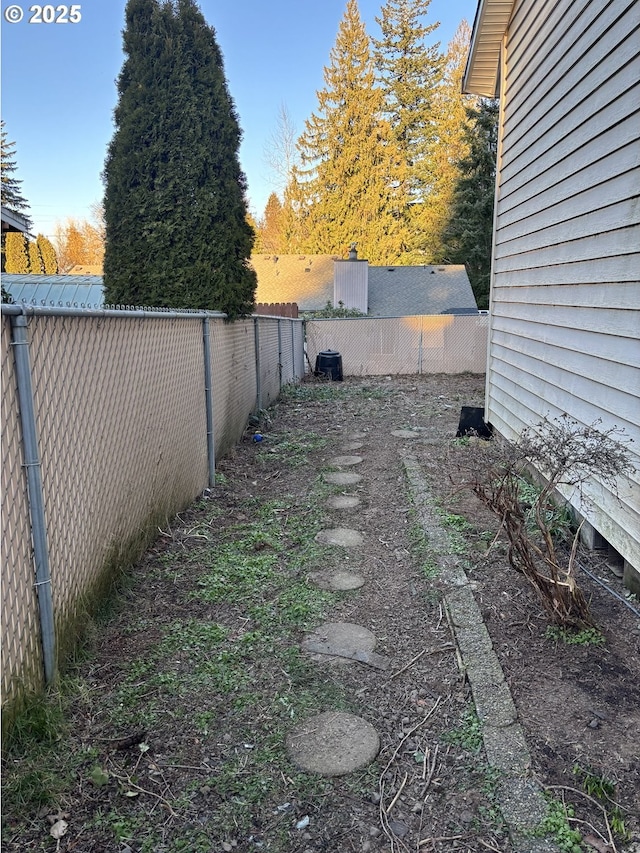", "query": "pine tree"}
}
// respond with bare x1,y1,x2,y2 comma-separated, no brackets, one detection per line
4,232,30,273
37,234,58,273
295,0,403,263
421,20,477,261
1,121,33,229
28,239,44,274
374,0,443,256
441,100,499,309
103,0,256,315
